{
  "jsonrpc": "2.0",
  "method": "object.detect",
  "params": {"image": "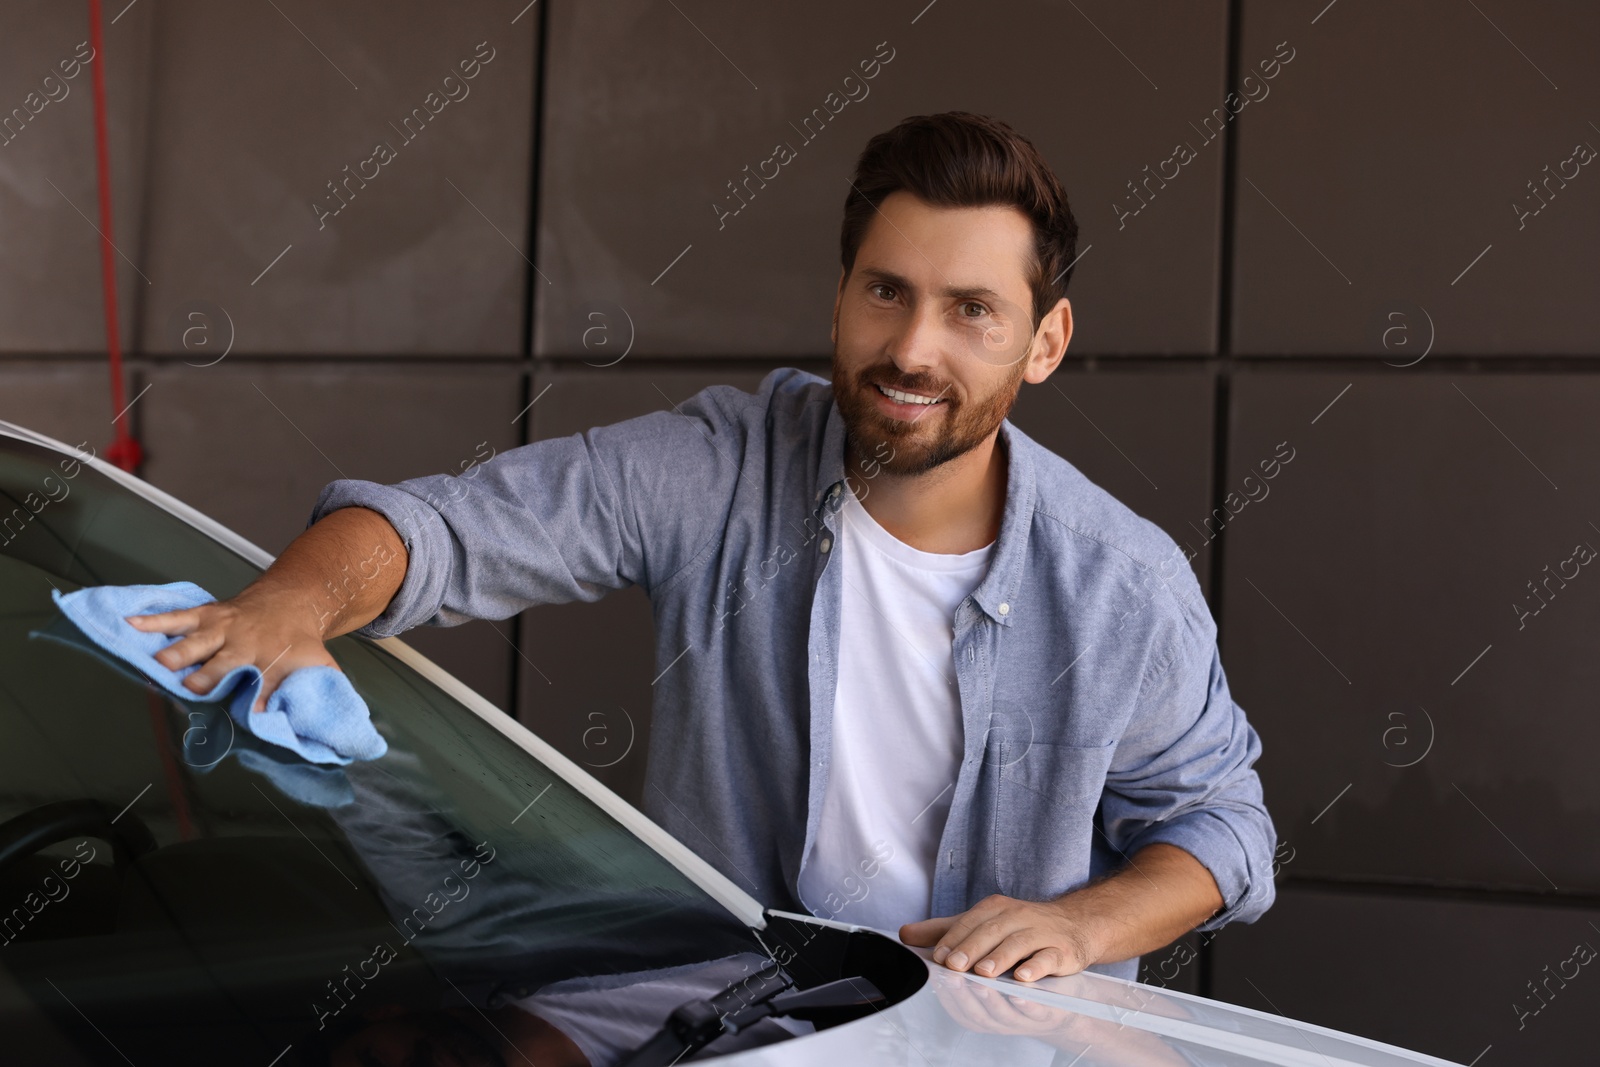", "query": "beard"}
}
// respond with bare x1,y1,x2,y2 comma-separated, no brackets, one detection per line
830,346,1028,478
